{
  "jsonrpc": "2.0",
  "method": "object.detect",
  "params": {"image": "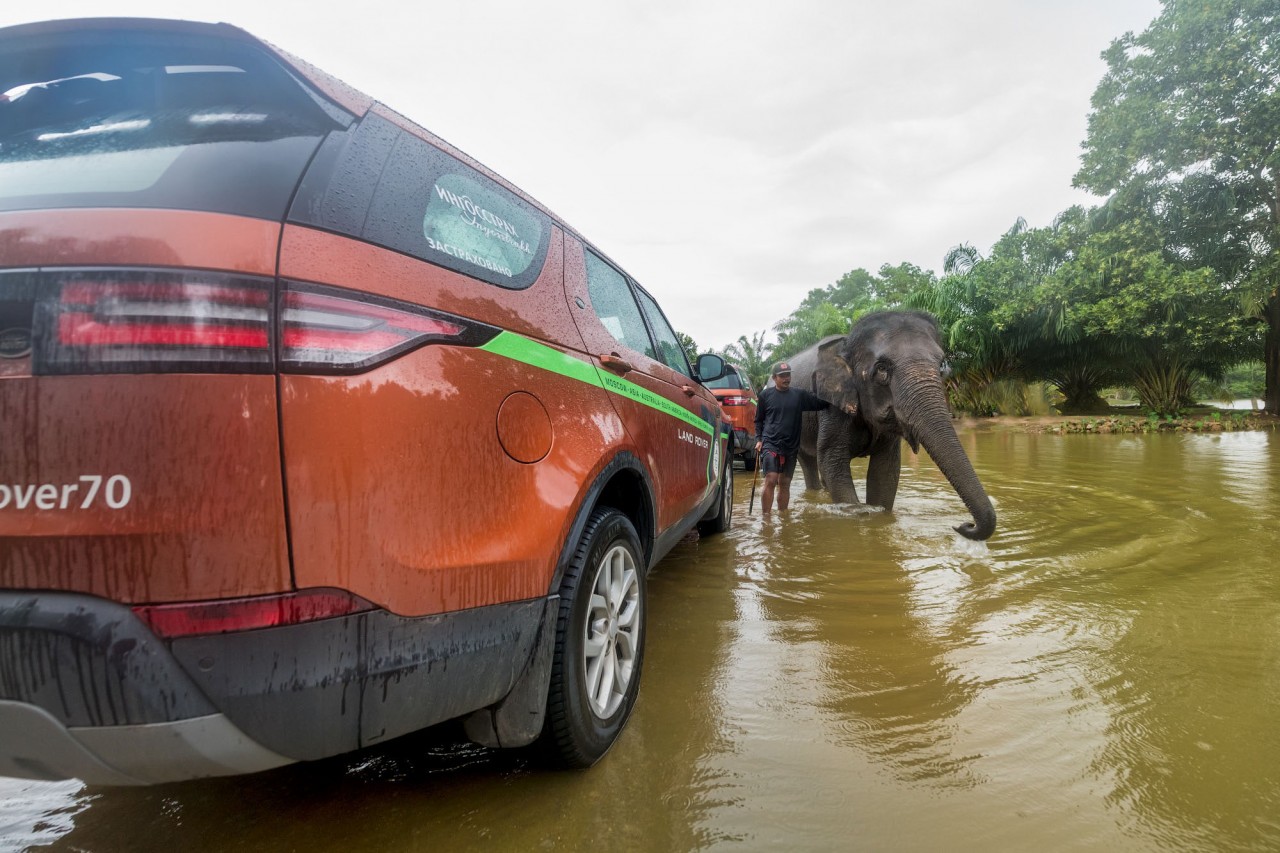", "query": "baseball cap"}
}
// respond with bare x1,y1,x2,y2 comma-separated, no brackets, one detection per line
772,361,792,376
